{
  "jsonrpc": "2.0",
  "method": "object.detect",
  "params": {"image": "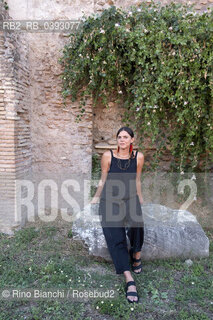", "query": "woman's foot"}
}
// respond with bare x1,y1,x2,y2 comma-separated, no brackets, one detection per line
129,249,142,274
123,271,139,303
132,251,142,273
126,281,139,303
